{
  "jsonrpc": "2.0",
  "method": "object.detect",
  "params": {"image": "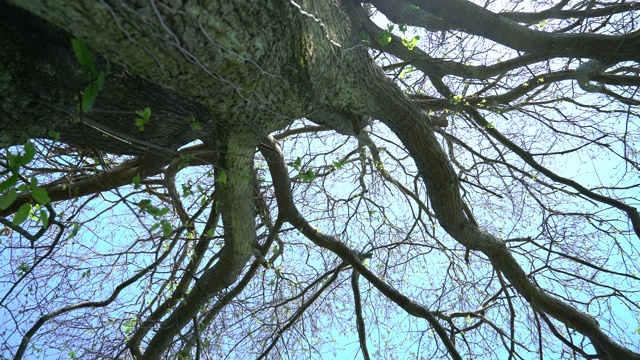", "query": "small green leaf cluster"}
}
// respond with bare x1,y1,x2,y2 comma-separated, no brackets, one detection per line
0,143,51,226
449,94,464,105
290,157,302,171
187,115,202,131
121,316,138,336
137,199,173,237
401,35,420,51
181,181,195,197
297,169,316,183
376,23,420,50
134,107,152,132
289,157,316,183
332,159,347,170
137,200,170,218
398,23,420,50
376,24,394,46
132,173,142,189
